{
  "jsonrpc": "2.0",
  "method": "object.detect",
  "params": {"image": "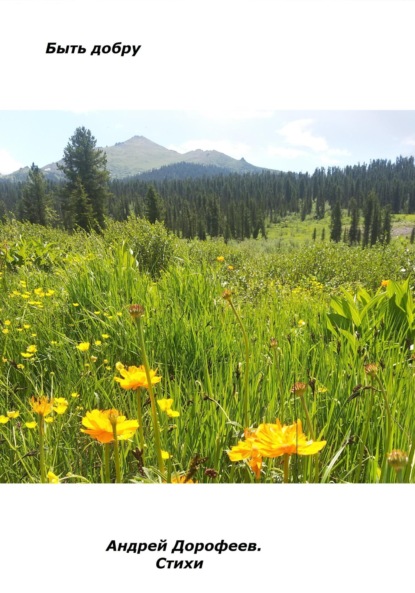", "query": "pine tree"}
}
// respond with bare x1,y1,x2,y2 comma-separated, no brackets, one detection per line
19,163,47,225
312,227,317,241
410,227,415,244
330,200,342,242
321,227,326,241
59,127,110,232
